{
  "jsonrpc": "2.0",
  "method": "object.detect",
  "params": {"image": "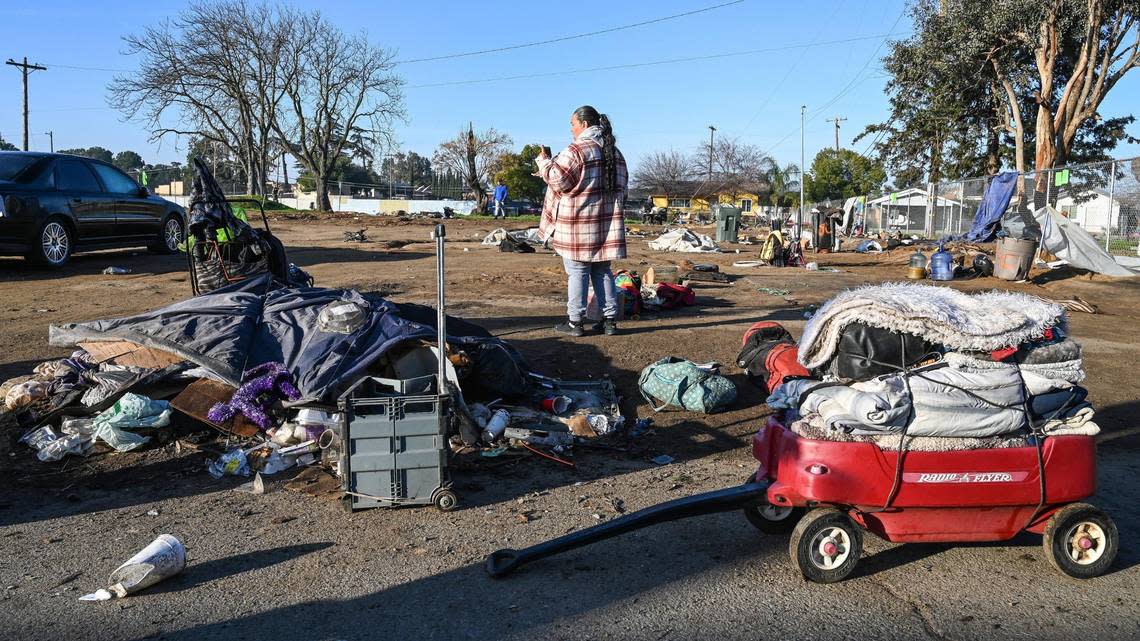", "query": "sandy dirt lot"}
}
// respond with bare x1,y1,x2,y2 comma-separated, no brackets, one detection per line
1,215,1138,641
